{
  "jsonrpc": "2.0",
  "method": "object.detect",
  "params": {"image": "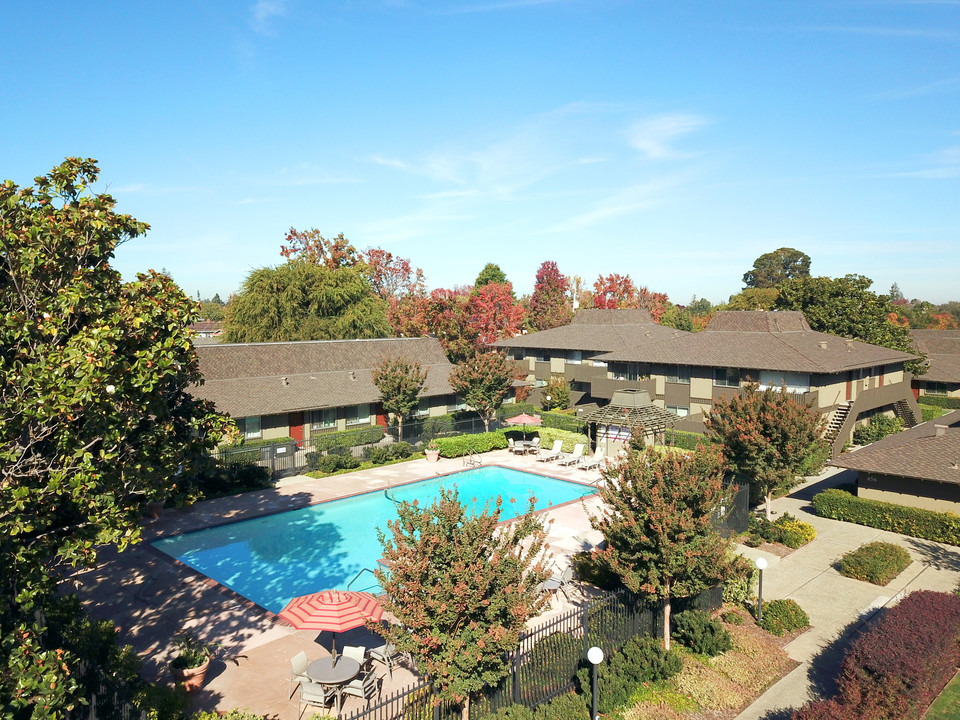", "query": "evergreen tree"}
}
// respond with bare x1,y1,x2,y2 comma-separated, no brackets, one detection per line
372,356,428,439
